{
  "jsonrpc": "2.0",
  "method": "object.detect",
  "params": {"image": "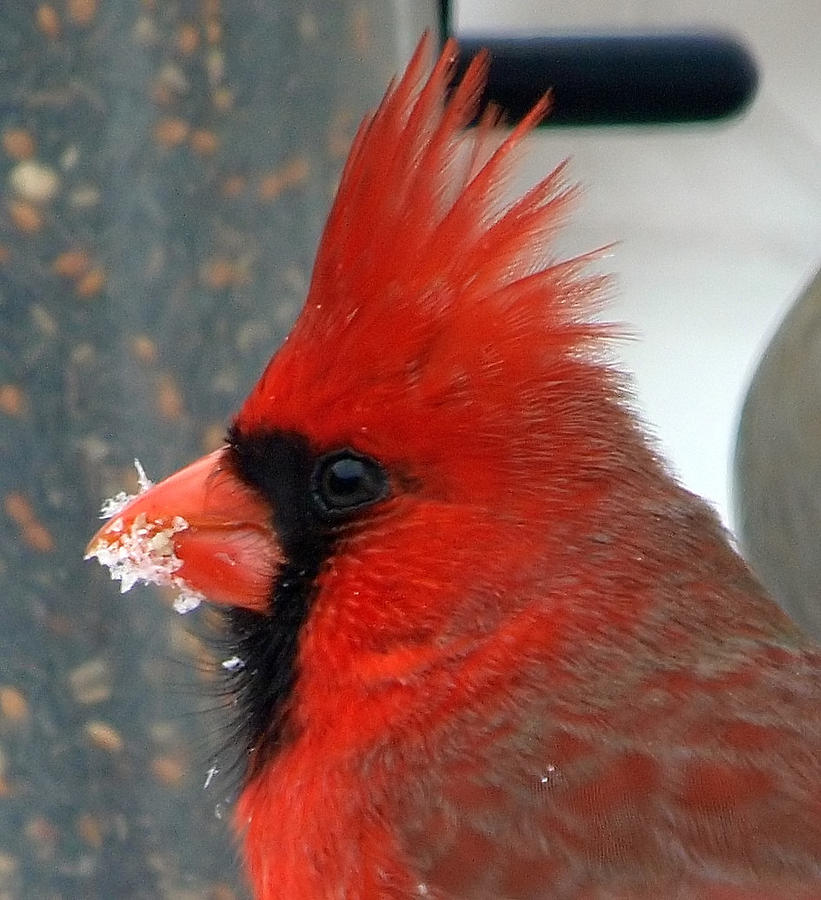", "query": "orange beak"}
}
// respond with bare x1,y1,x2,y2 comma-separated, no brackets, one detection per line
85,448,280,614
